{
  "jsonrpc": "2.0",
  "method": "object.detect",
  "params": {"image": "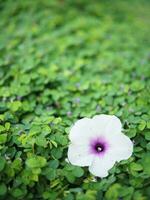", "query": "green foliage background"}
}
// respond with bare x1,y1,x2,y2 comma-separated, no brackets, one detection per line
0,0,150,199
